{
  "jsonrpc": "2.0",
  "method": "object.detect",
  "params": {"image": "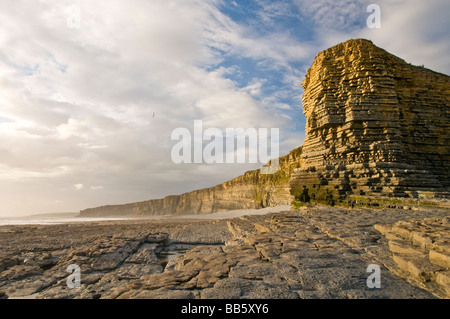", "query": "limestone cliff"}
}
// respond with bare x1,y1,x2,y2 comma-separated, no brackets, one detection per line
80,147,302,217
290,39,449,203
81,39,449,217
